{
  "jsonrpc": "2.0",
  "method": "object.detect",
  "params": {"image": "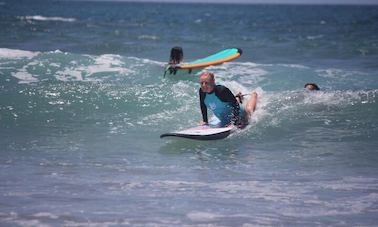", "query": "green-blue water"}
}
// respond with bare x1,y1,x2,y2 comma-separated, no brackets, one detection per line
1,0,378,226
